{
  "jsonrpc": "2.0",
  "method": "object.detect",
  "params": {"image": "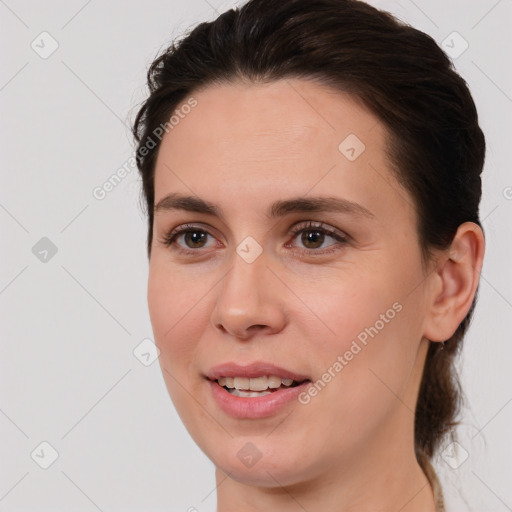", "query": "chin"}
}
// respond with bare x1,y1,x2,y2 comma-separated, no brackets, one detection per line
217,461,305,488
206,440,315,489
